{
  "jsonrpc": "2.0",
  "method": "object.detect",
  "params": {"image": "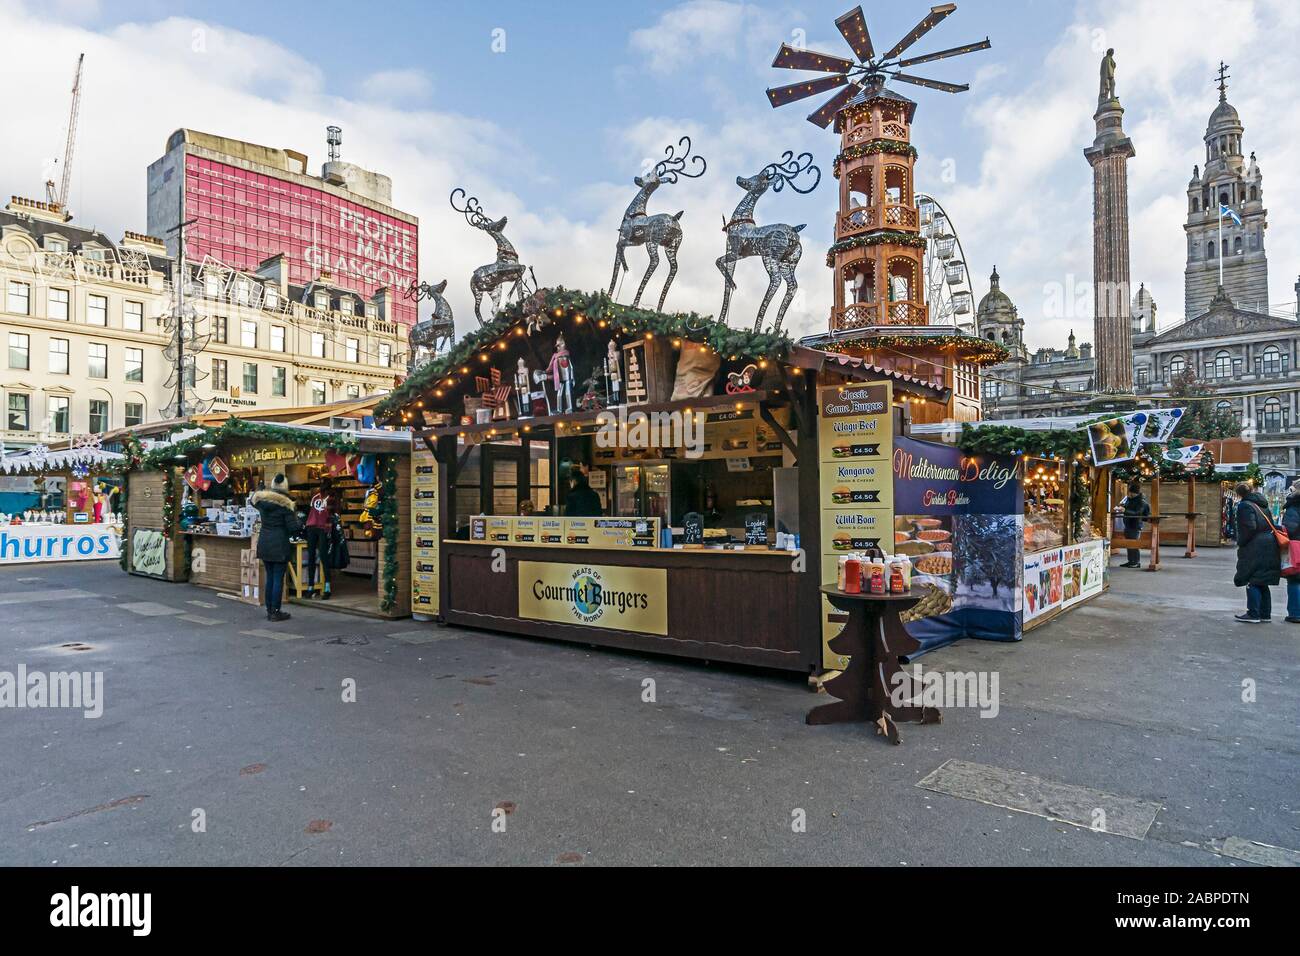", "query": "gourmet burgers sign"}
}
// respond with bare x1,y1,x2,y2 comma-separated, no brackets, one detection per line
518,561,667,635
